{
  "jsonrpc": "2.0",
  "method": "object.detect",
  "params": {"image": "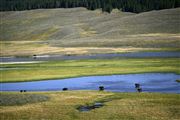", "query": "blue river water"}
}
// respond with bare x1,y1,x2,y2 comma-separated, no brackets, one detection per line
0,73,180,93
1,52,180,62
